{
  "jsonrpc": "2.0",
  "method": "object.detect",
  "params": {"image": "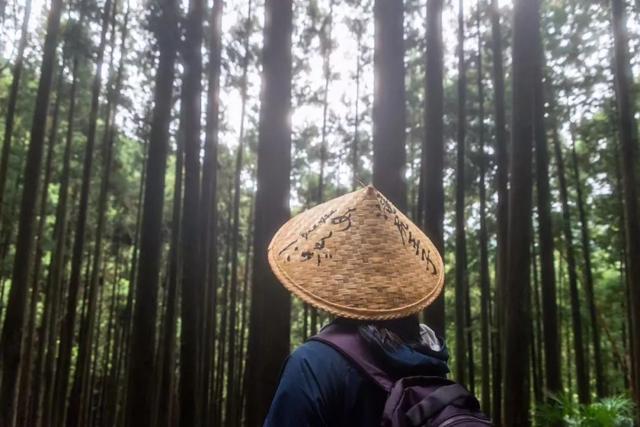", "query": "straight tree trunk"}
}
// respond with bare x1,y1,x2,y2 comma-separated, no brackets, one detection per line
476,3,491,414
199,1,222,423
530,243,544,402
31,59,69,427
67,5,122,425
237,200,254,423
126,0,178,423
226,5,252,420
155,134,182,427
610,0,640,408
503,0,539,423
0,0,32,225
312,0,334,337
569,127,605,397
97,242,119,427
52,0,114,422
318,0,333,205
372,0,406,211
179,0,206,420
0,0,64,421
454,0,468,389
551,117,590,404
17,59,64,427
489,0,508,421
422,0,445,337
244,0,293,423
40,49,80,427
215,191,233,425
351,20,363,191
532,50,562,397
